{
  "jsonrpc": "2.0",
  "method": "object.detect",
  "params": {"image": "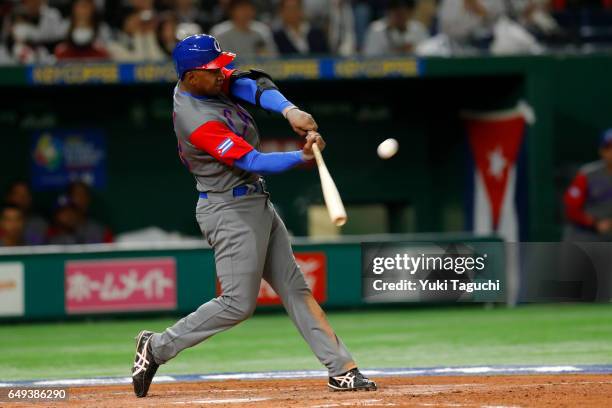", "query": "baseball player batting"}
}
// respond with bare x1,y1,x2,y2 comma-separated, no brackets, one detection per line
131,34,377,397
